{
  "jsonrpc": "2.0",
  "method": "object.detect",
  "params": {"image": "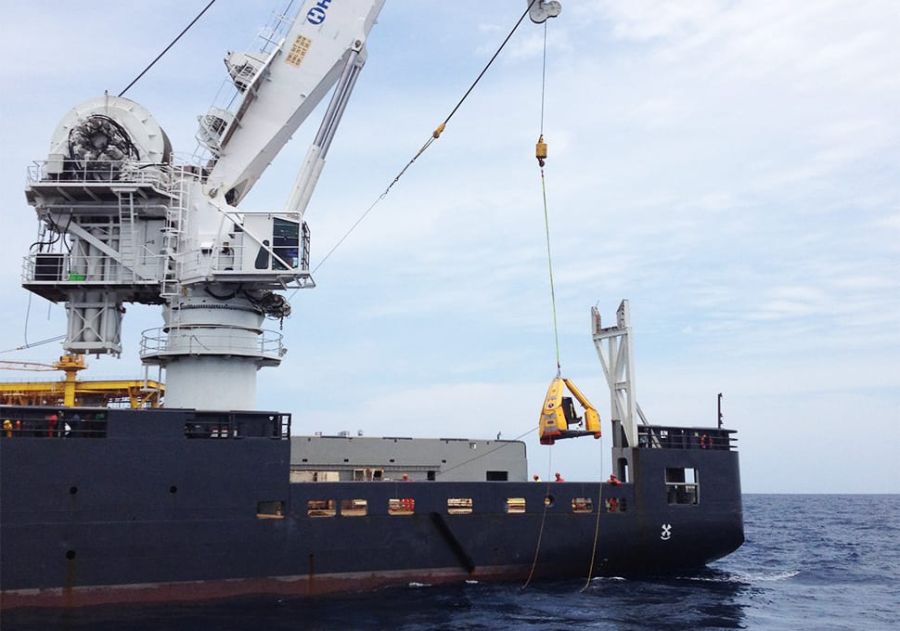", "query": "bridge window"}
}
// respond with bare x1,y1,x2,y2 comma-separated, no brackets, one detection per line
571,497,593,513
257,500,285,519
447,498,473,514
290,470,340,482
307,499,336,517
351,468,383,481
389,498,415,515
486,470,508,481
506,497,526,514
340,499,367,517
665,467,699,505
